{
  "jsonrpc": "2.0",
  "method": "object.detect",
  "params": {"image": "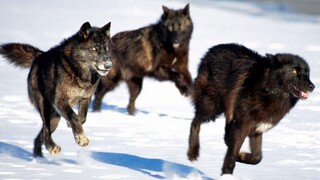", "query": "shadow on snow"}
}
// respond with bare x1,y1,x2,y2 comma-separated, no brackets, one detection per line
0,141,33,161
0,141,78,165
94,102,191,120
91,151,213,179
